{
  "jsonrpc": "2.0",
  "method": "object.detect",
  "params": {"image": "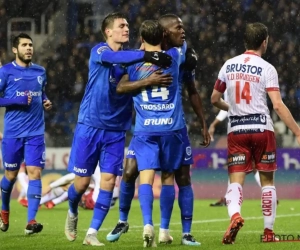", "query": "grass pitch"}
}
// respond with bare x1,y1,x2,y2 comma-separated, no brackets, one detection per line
1,199,300,249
